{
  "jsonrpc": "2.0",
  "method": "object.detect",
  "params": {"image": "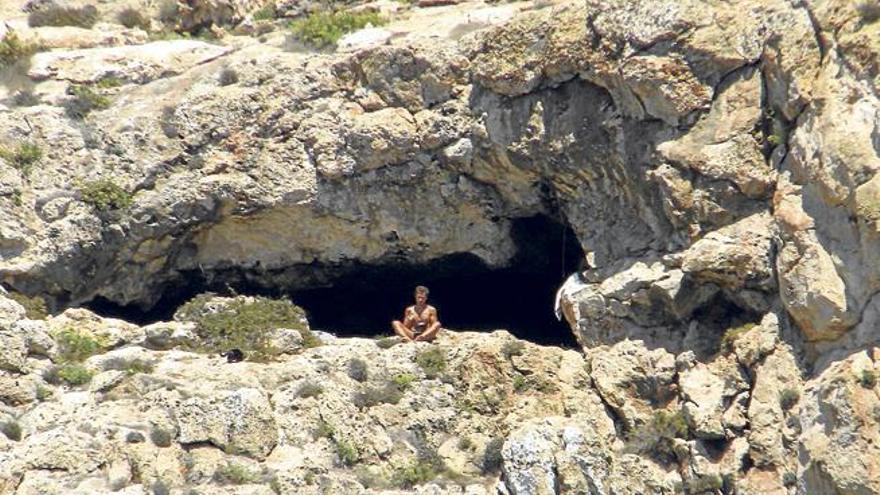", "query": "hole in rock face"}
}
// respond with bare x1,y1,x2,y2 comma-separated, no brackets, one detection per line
87,215,583,347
